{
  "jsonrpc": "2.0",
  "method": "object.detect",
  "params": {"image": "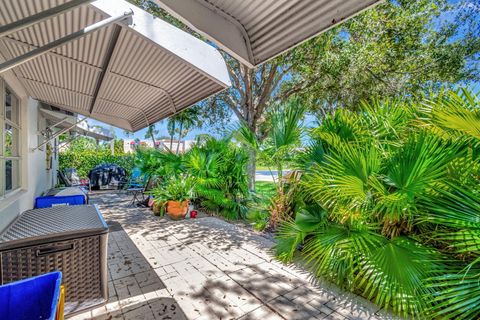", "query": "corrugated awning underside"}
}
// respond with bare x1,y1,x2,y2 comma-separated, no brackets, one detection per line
0,0,231,131
155,0,382,67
